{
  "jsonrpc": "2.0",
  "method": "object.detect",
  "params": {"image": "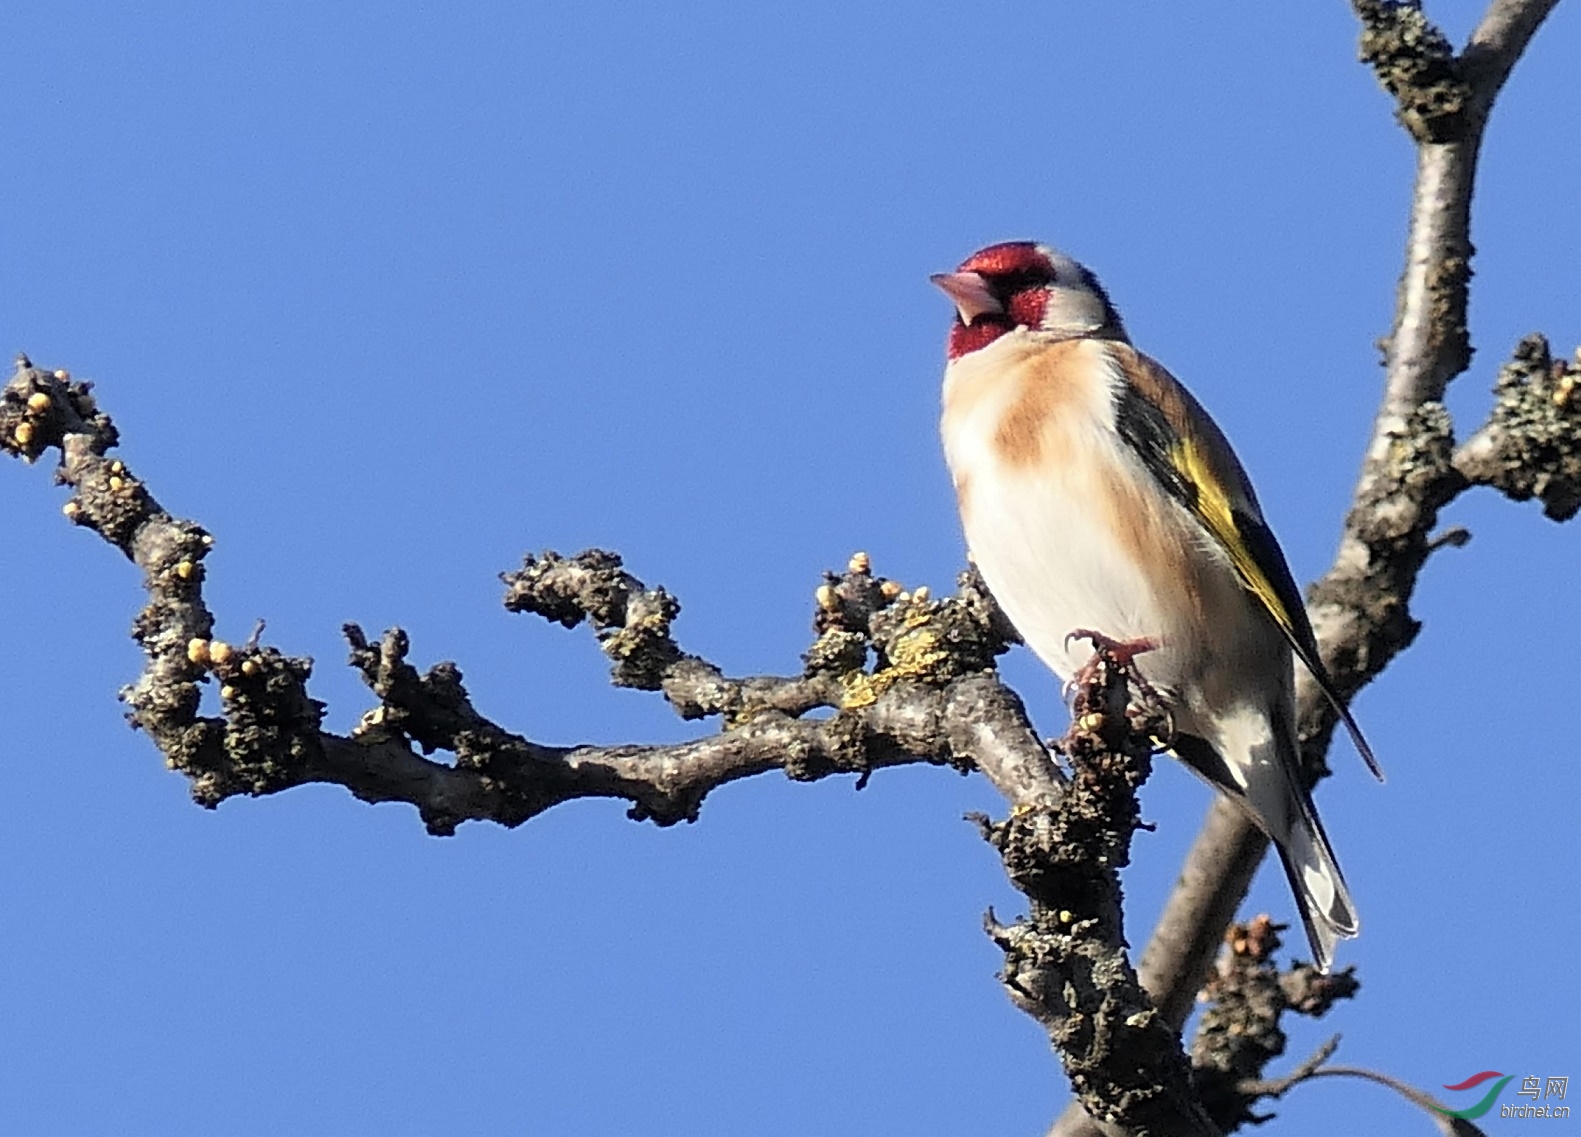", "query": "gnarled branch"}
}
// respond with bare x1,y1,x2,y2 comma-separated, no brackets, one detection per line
1131,0,1562,1033
0,357,1061,839
982,656,1215,1136
1054,1,1569,1131
2,351,1205,1127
